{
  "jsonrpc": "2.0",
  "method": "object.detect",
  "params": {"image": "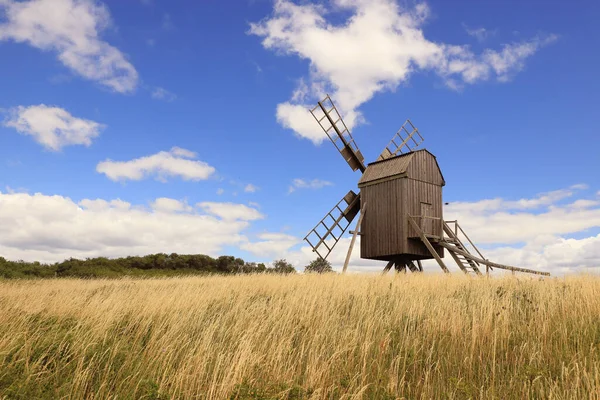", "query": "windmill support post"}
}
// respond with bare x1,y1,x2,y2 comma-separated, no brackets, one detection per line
407,215,449,273
343,203,366,273
381,260,394,275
